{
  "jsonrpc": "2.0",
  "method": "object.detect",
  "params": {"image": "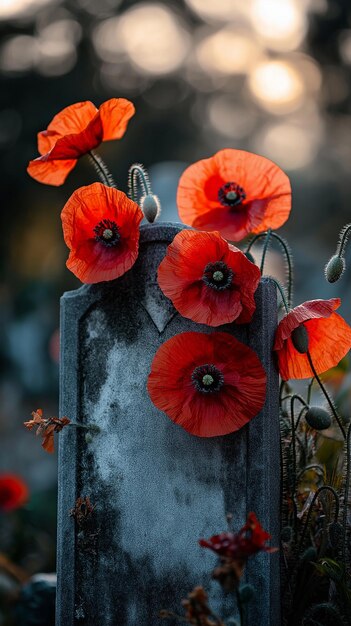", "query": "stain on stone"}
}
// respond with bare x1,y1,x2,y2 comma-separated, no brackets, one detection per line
57,224,281,626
